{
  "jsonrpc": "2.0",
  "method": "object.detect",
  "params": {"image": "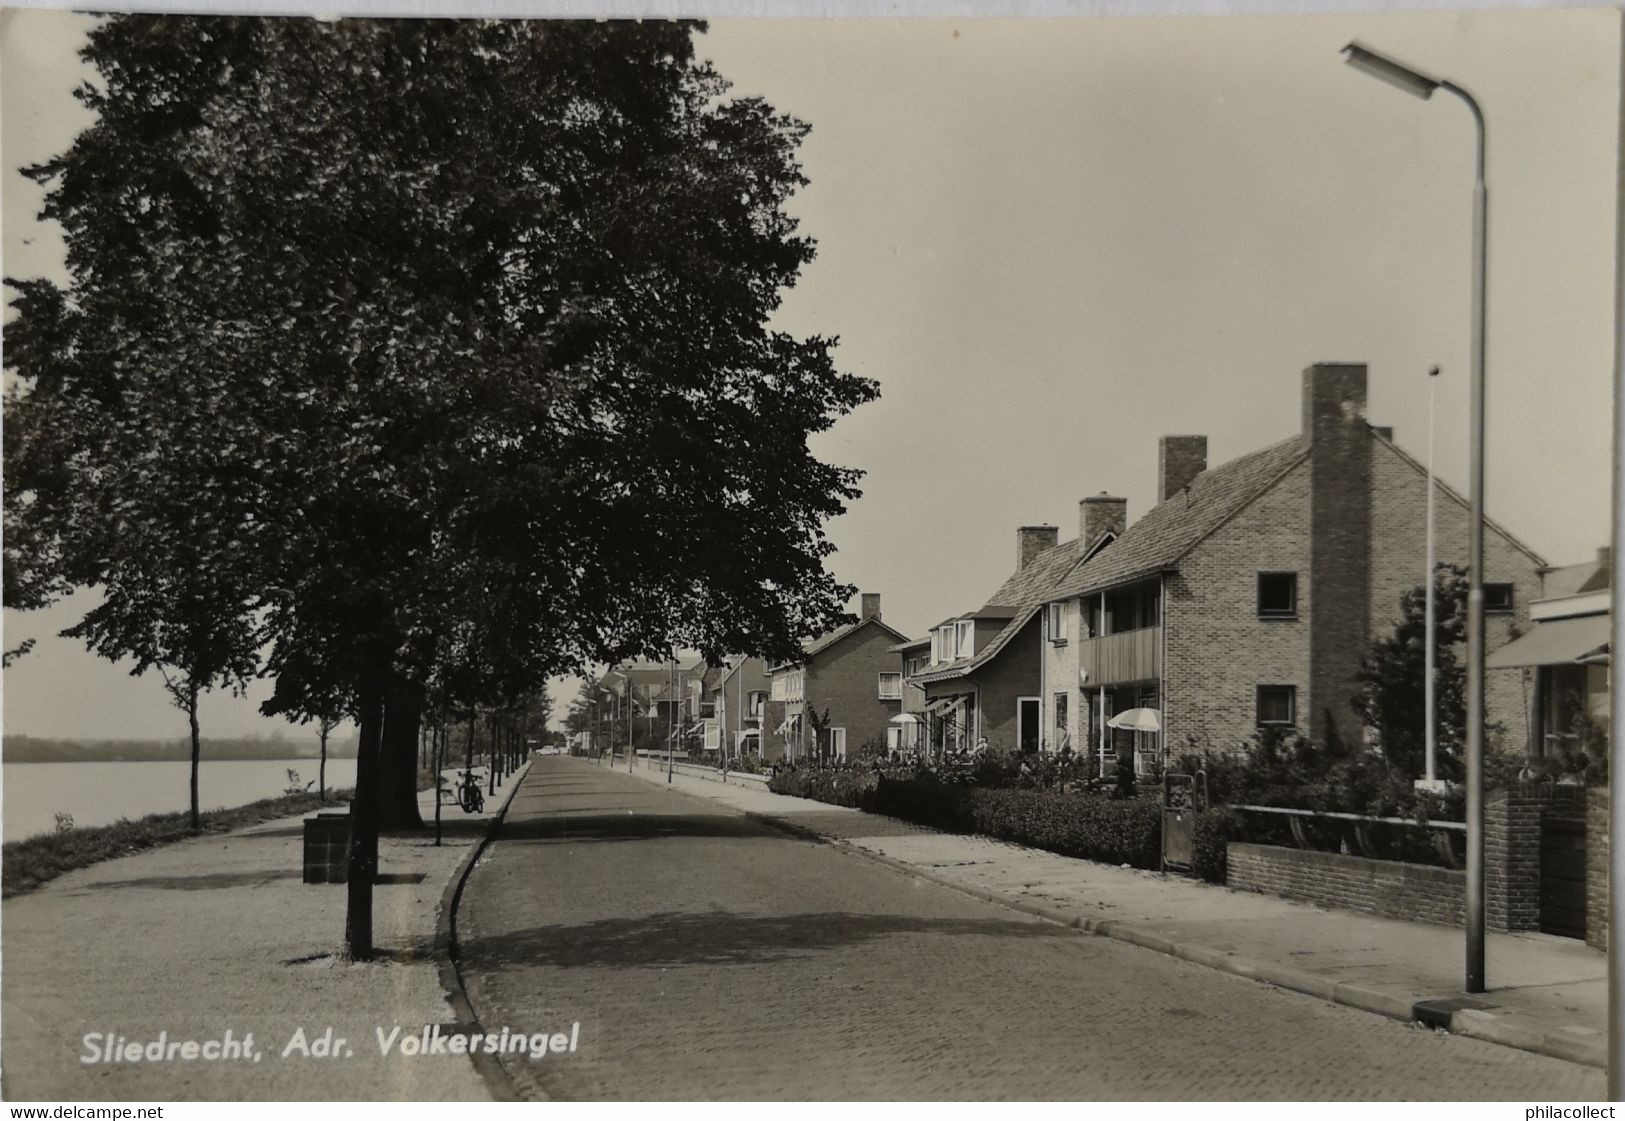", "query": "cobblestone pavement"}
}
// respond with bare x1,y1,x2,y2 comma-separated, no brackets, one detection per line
456,757,1598,1101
